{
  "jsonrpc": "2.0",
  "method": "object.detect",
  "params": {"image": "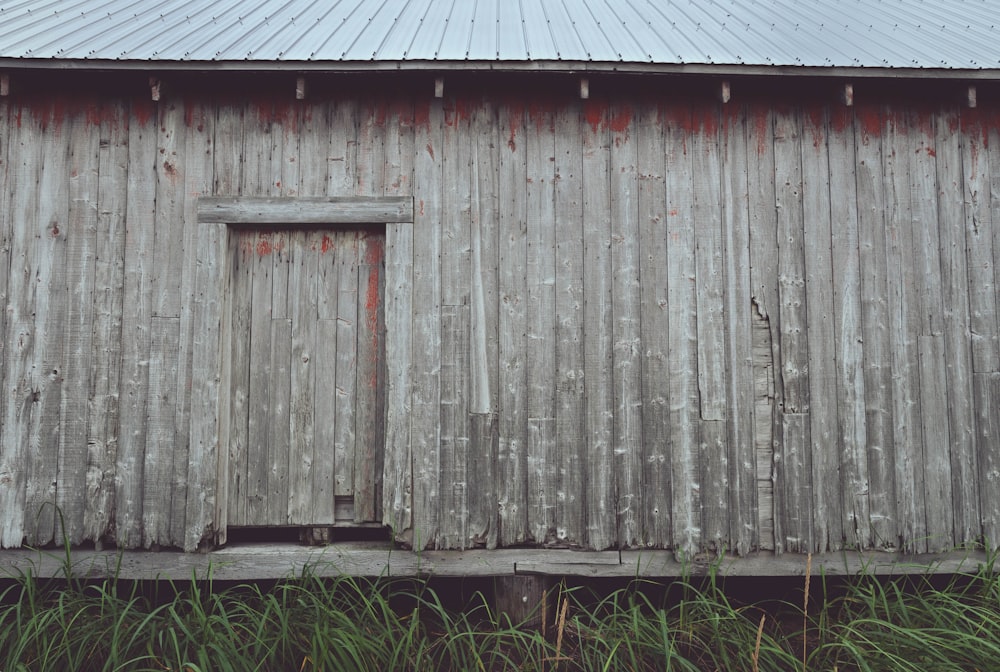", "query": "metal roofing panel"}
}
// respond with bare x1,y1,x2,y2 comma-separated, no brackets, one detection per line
0,0,997,71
